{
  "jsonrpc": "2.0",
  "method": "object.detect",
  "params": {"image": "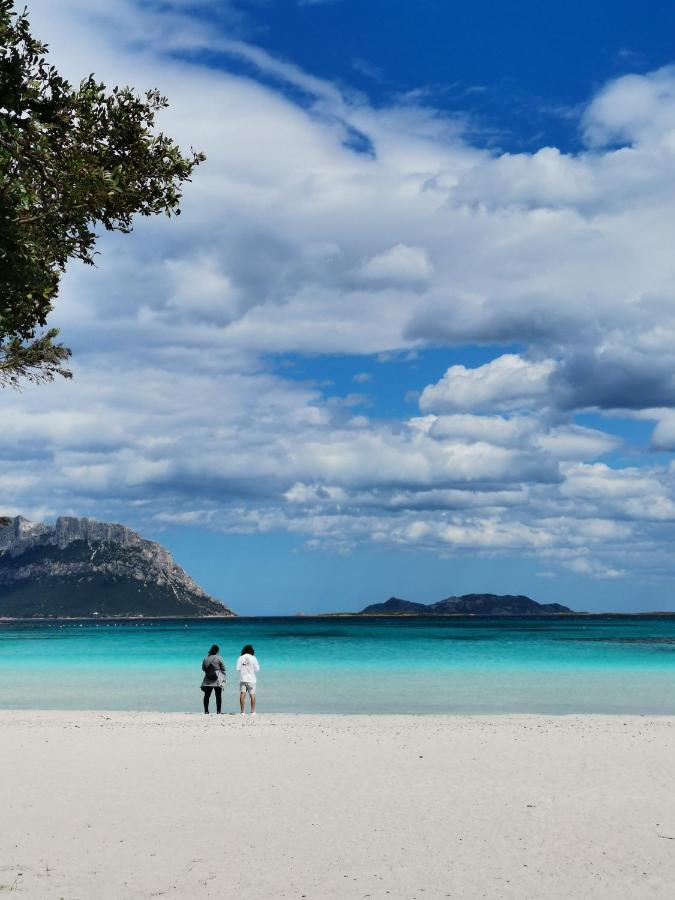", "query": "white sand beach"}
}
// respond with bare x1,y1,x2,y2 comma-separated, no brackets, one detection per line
2,712,675,899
